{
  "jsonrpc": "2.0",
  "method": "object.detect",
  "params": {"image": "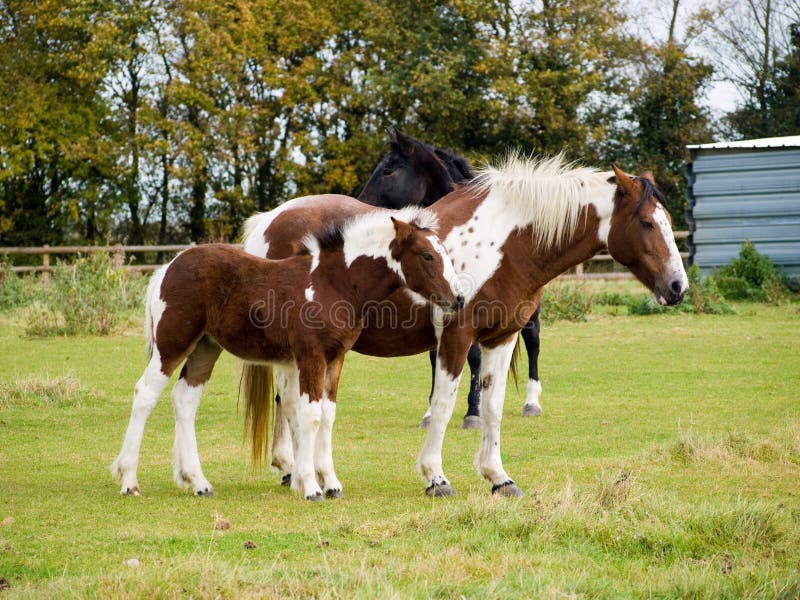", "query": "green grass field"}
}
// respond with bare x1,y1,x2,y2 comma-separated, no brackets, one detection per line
1,299,799,598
